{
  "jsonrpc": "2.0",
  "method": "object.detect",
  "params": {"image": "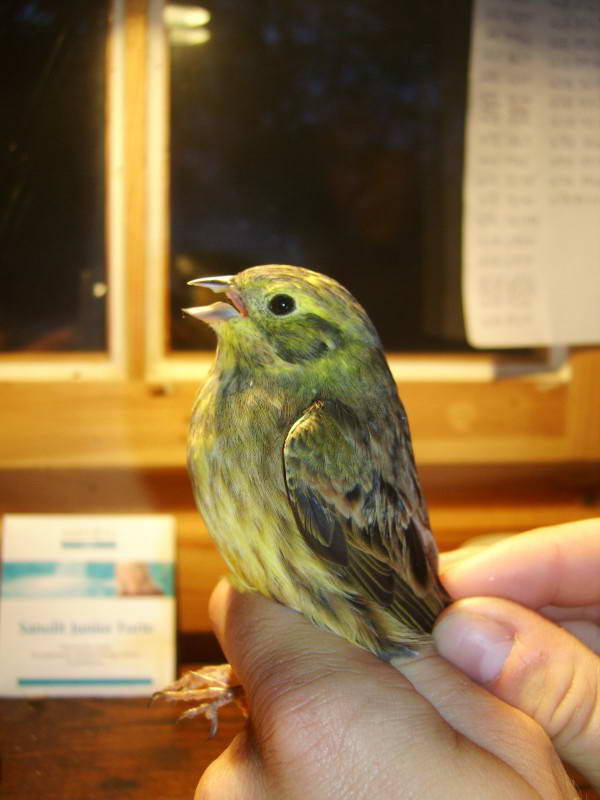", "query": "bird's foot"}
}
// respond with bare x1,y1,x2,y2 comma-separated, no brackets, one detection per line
151,663,246,737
